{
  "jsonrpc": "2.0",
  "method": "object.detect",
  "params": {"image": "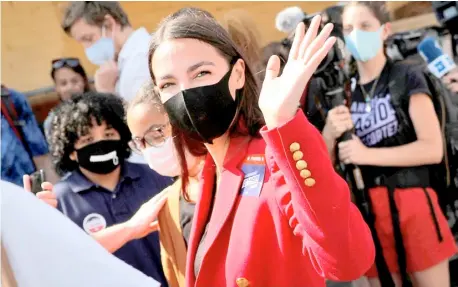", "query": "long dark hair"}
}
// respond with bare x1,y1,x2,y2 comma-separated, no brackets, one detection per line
147,7,264,194
221,9,263,77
